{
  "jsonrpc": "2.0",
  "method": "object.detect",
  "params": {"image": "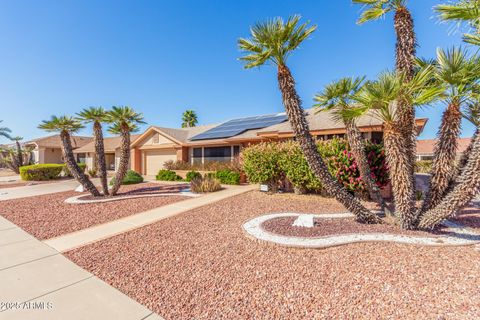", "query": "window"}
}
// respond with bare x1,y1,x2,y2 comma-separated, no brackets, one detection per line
233,146,240,158
204,147,231,162
192,147,202,164
371,132,383,143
